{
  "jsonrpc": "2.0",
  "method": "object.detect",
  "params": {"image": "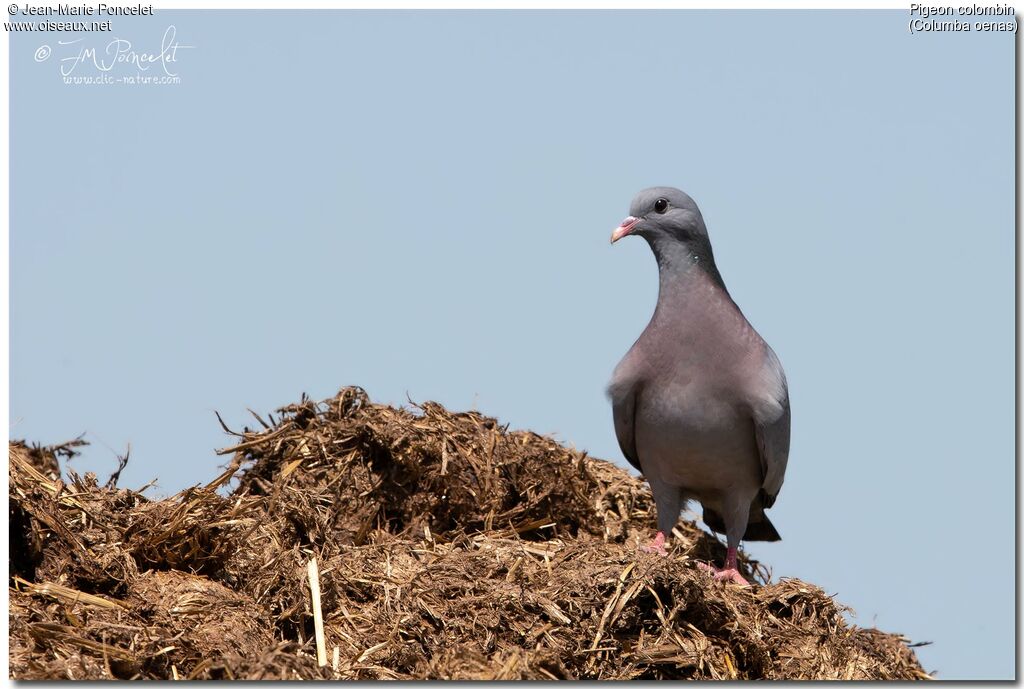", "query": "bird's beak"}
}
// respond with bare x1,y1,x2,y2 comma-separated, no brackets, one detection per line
610,216,640,244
